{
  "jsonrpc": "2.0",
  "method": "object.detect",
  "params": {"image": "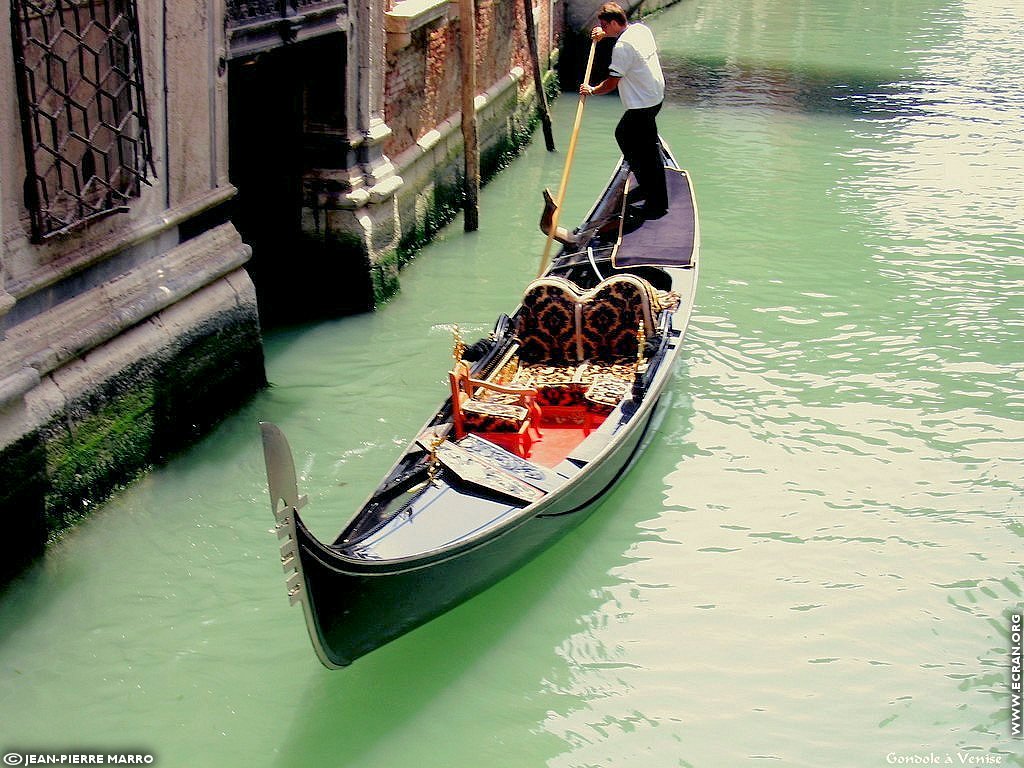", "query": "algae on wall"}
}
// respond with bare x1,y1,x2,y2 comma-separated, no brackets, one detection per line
0,280,266,586
394,69,559,269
